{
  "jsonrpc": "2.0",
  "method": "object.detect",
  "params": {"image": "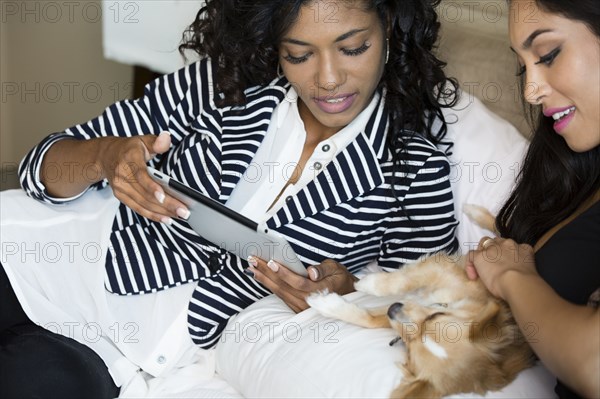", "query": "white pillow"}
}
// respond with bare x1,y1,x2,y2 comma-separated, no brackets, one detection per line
442,92,529,248
215,294,556,398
